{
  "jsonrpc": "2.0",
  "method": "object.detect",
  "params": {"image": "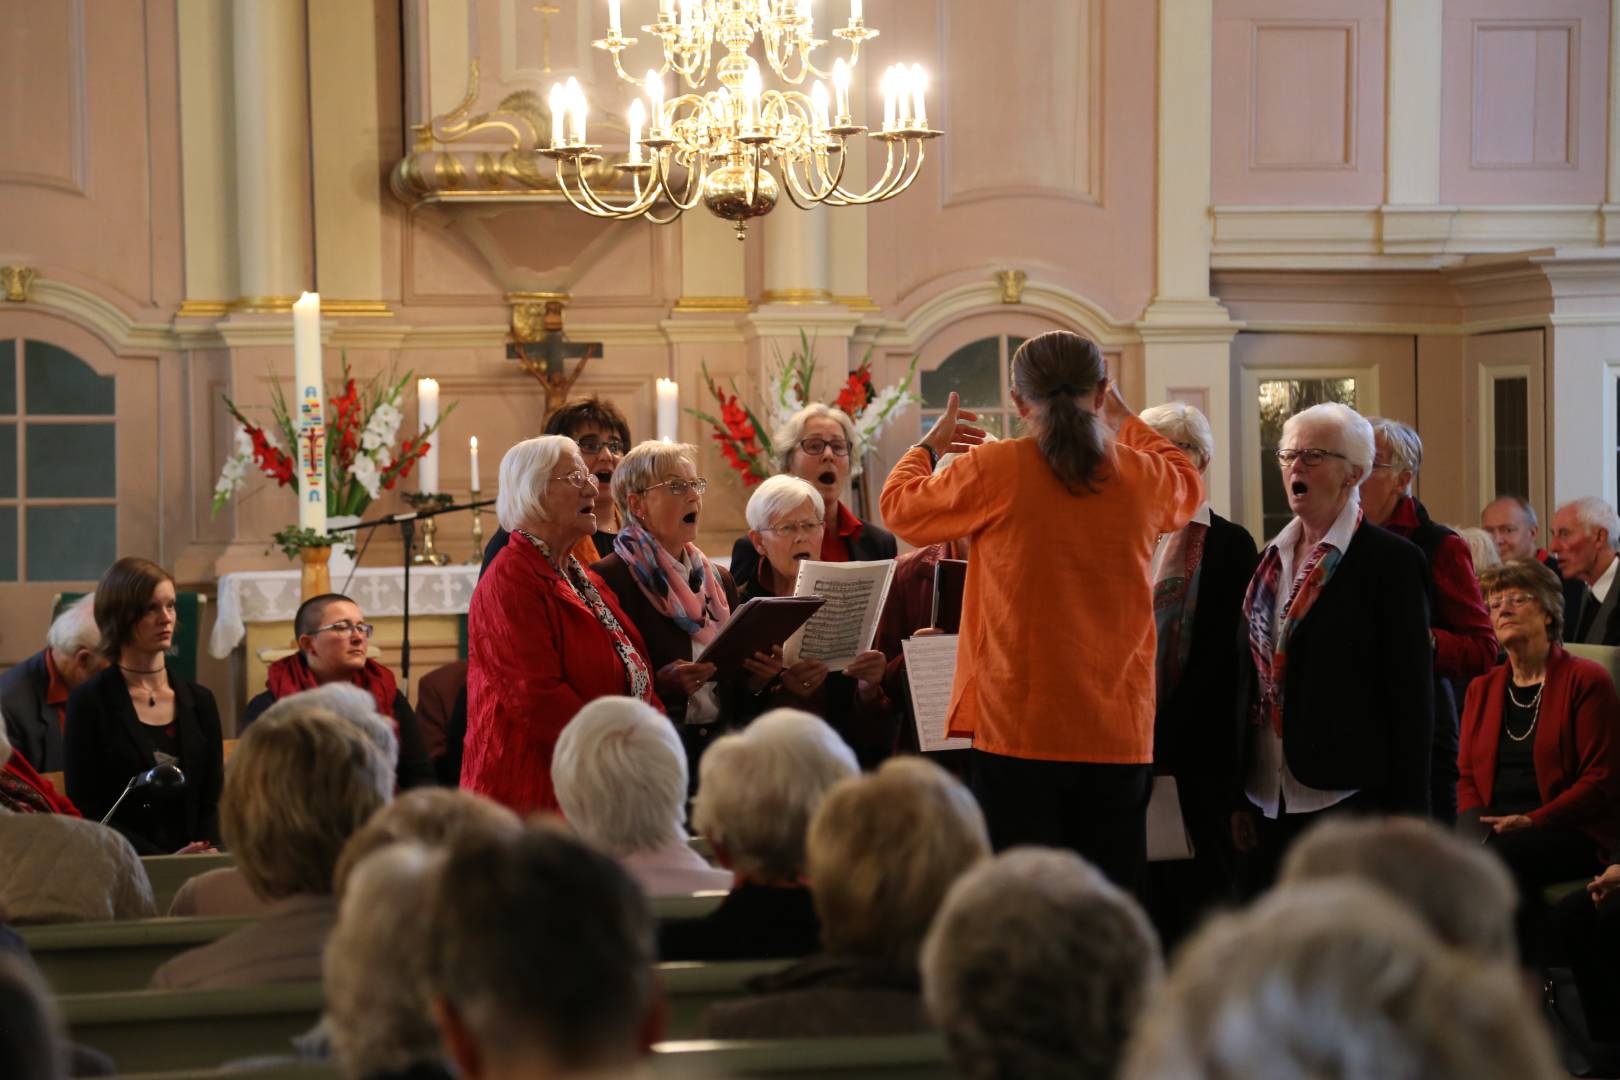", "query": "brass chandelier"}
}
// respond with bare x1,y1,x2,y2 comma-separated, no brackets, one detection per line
544,0,941,237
